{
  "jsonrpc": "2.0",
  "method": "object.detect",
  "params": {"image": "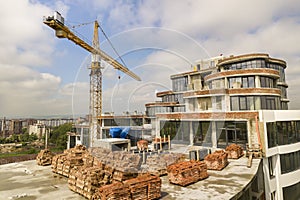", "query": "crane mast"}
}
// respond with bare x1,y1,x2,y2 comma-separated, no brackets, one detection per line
90,21,102,146
43,12,141,147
